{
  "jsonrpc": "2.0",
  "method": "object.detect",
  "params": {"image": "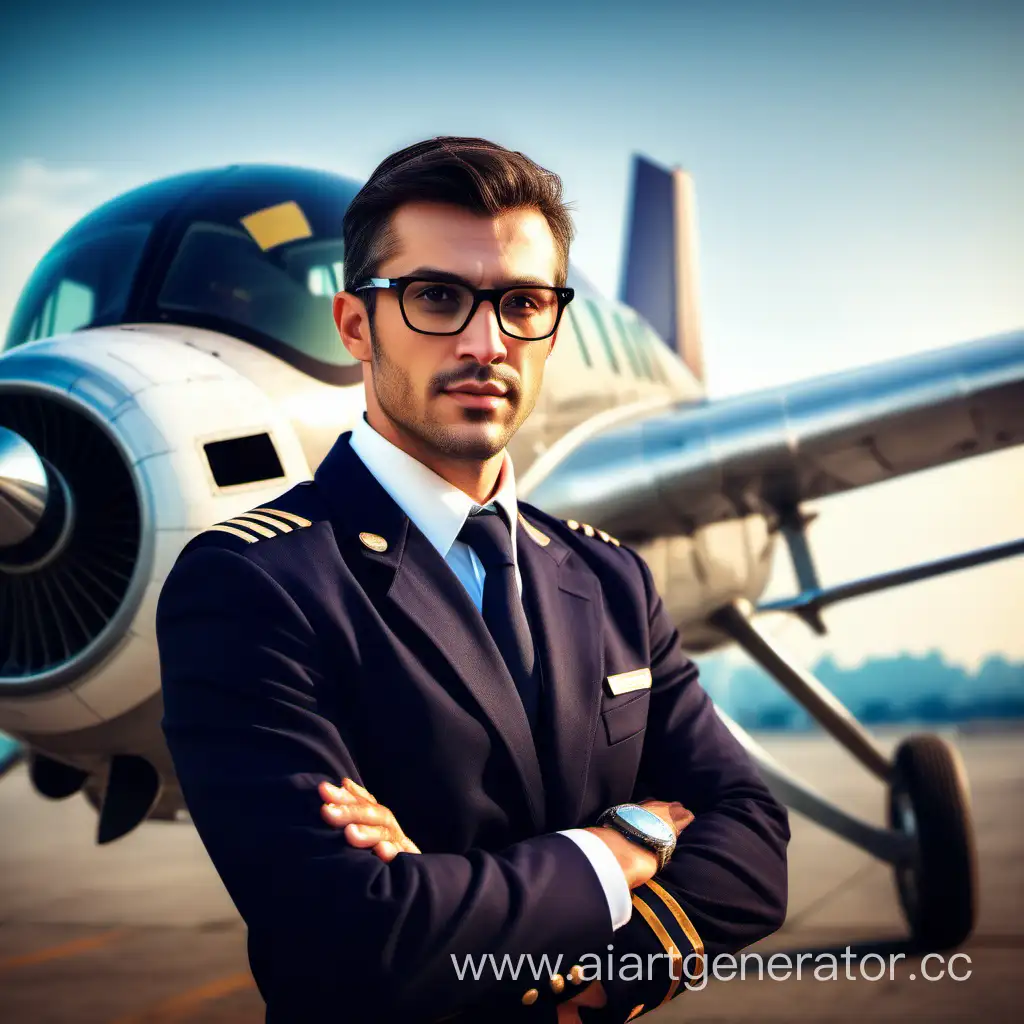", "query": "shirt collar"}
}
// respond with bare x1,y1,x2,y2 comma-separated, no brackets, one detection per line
349,414,519,562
